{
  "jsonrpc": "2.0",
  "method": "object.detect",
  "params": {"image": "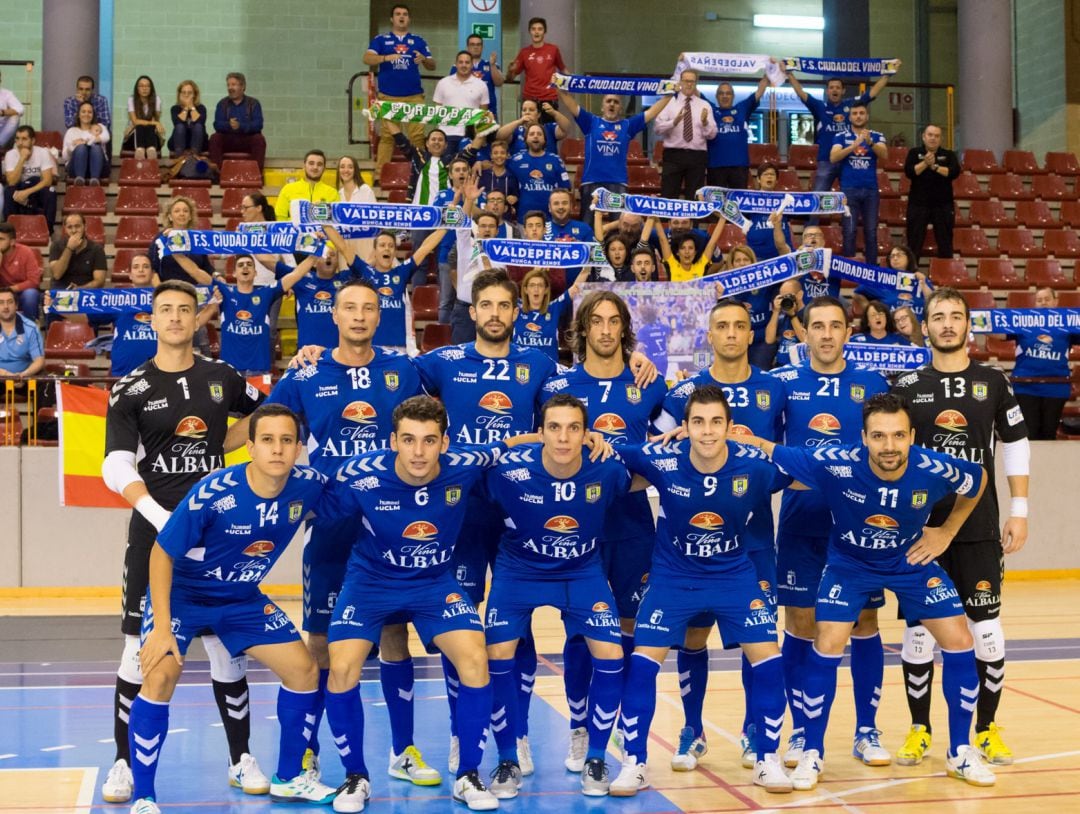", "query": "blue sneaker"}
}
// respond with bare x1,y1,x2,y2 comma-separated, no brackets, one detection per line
670,726,708,771
740,723,757,769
